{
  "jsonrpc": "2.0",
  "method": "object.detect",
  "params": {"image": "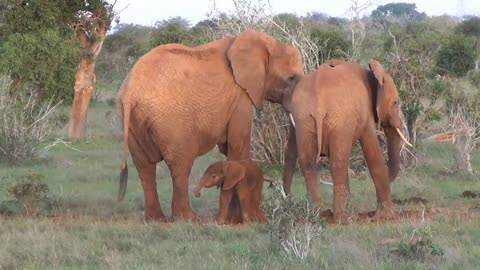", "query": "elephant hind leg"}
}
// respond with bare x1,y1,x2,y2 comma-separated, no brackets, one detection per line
167,157,197,222
128,135,166,222
359,127,393,216
136,163,167,222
